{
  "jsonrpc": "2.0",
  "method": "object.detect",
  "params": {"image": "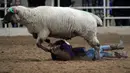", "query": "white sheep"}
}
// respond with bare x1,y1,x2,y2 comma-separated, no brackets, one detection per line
3,6,102,59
